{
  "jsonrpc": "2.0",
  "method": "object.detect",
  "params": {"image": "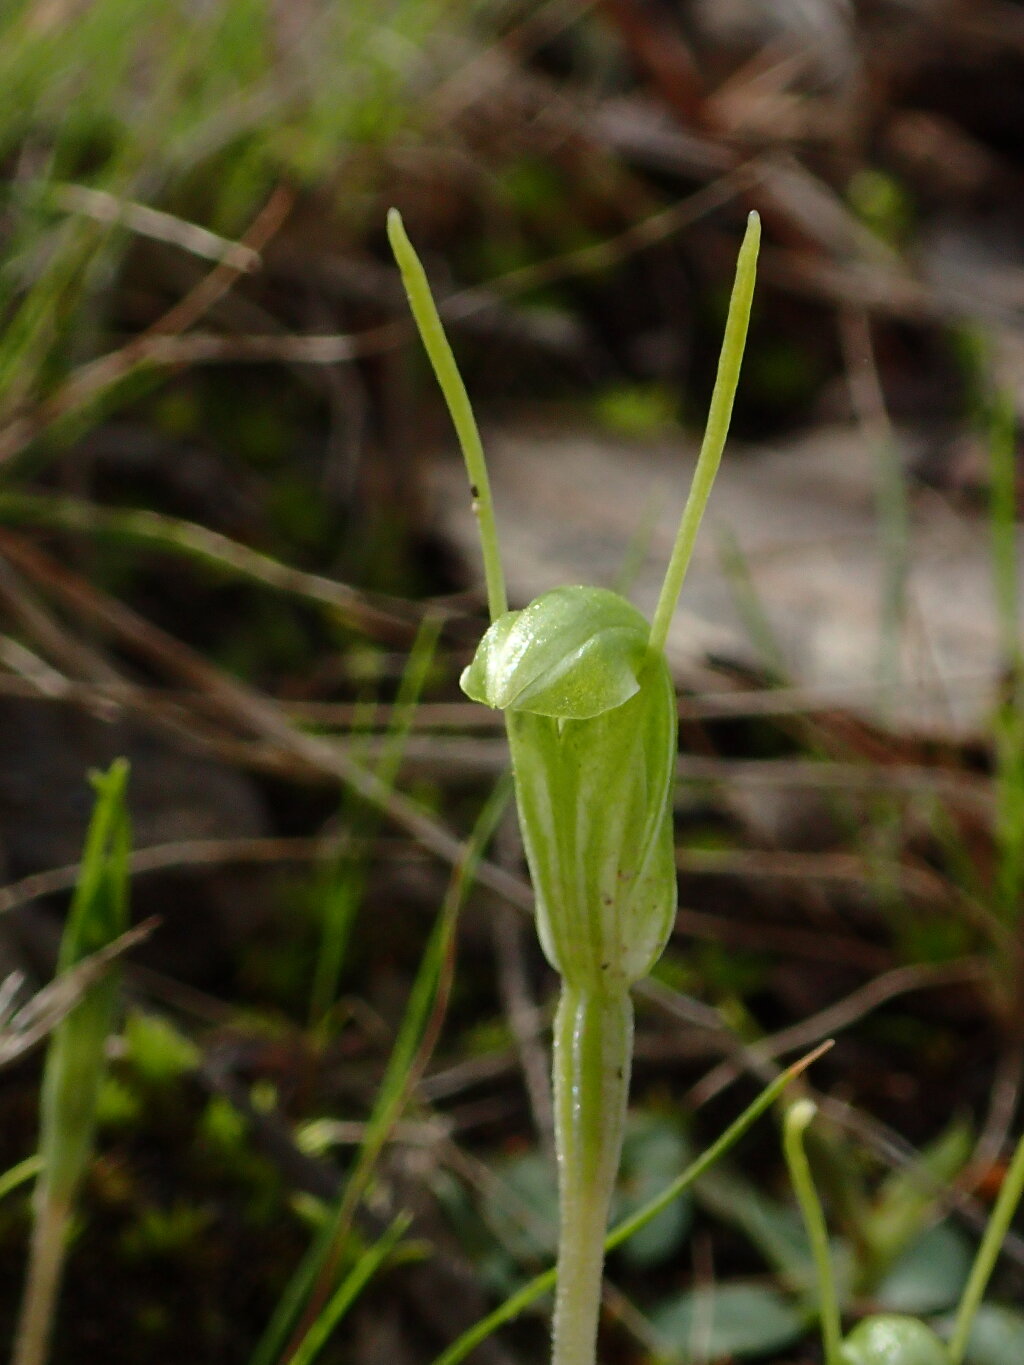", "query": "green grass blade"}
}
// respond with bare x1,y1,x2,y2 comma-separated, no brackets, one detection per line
251,776,513,1365
309,613,442,1022
0,492,410,634
13,760,132,1365
286,1214,412,1365
987,390,1024,922
0,1156,42,1205
949,1128,1024,1365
